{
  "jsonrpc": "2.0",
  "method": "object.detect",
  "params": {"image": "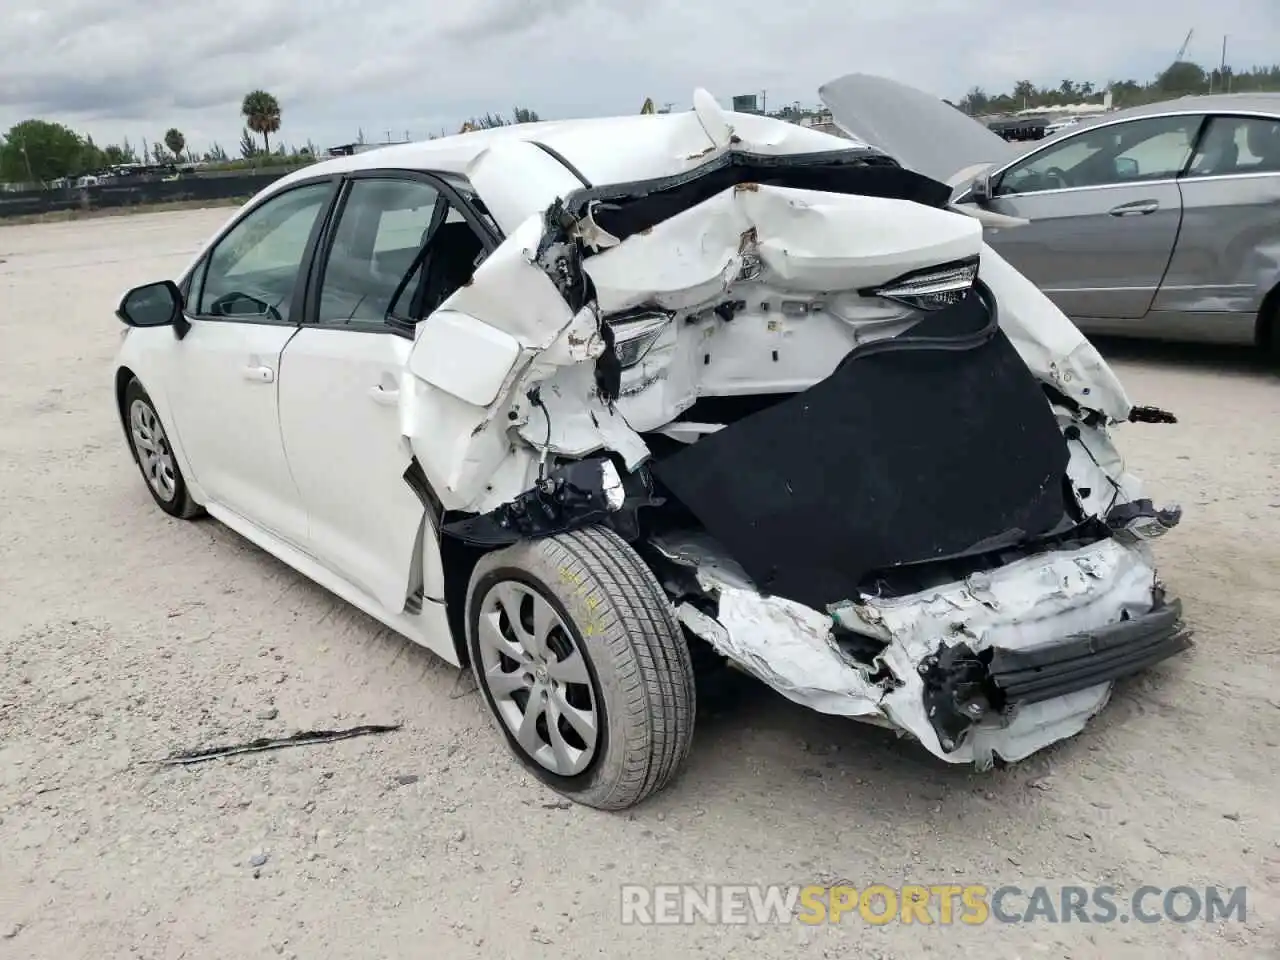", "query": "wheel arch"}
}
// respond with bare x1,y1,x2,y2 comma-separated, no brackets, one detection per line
440,533,487,667
115,365,139,459
1255,281,1280,352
